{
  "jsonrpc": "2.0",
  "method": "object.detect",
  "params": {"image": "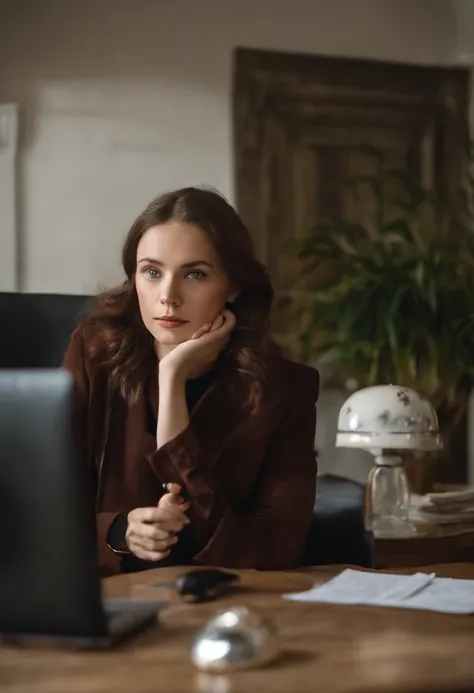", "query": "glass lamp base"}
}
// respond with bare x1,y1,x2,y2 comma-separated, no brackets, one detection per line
371,517,418,539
